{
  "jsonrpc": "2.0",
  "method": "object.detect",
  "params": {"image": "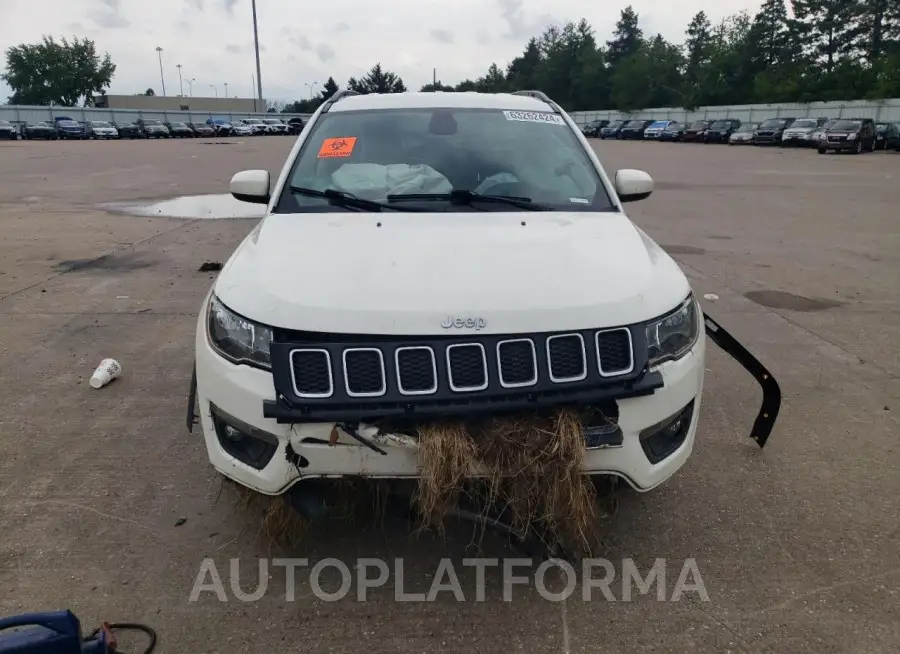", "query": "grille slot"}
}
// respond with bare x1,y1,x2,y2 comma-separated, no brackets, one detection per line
446,343,488,392
595,329,634,376
395,346,438,395
342,348,386,397
497,339,537,388
546,334,587,382
290,349,333,398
